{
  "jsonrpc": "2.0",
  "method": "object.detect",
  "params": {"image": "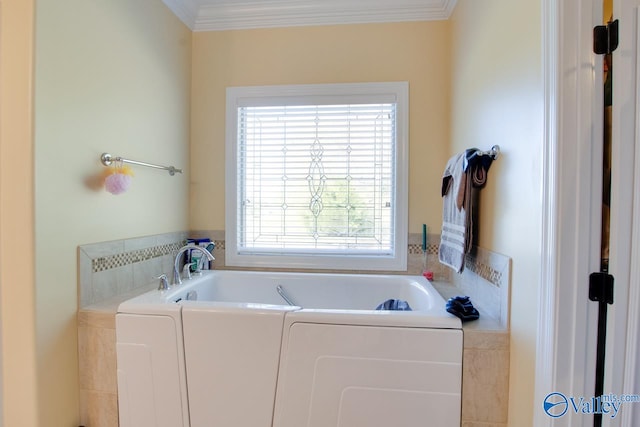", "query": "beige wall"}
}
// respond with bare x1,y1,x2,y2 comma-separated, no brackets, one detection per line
3,2,545,423
0,0,39,425
451,0,543,425
33,0,192,424
190,22,452,235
